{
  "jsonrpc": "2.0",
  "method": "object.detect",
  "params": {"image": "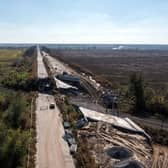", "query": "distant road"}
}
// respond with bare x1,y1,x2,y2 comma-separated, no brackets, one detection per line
37,45,48,79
